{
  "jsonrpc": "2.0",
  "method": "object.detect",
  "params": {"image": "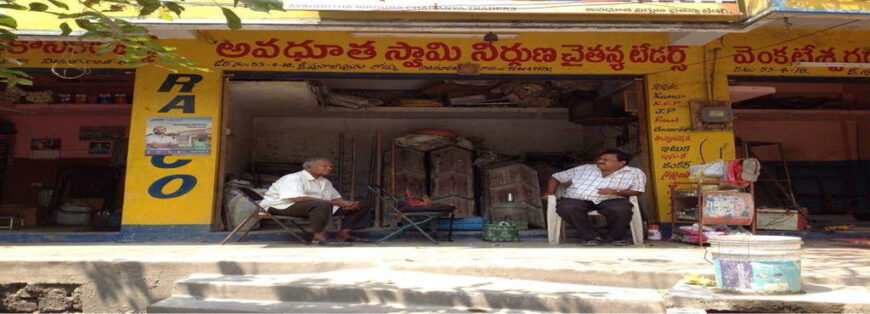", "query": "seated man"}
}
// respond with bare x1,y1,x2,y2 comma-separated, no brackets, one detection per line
259,157,371,245
543,149,646,246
